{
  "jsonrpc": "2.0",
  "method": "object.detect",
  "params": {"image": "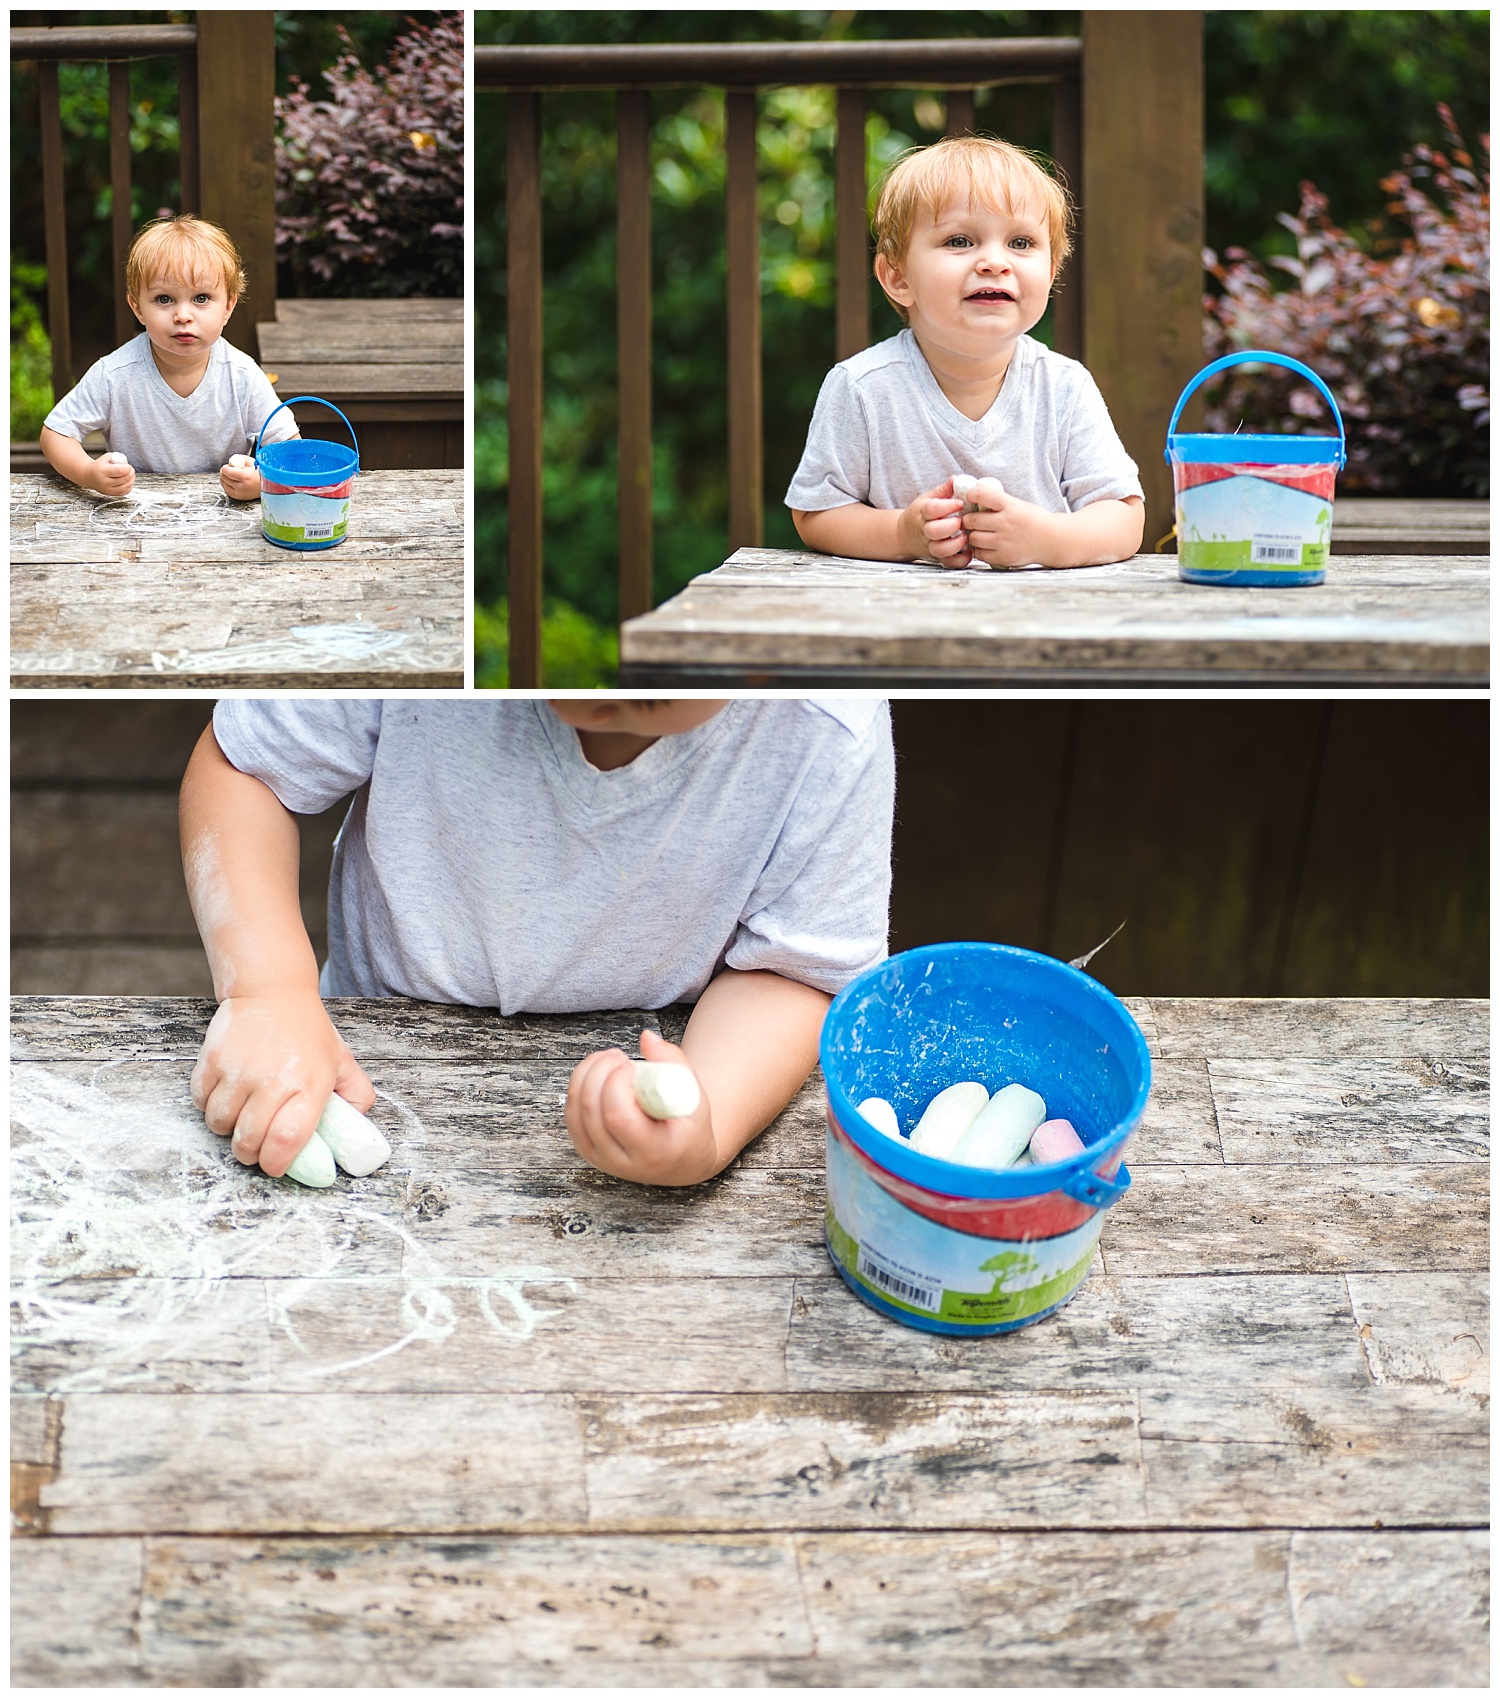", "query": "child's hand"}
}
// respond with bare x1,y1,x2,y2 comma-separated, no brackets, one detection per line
220,455,261,500
897,479,974,567
962,482,1061,569
566,1027,717,1186
191,989,375,1178
92,451,135,498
